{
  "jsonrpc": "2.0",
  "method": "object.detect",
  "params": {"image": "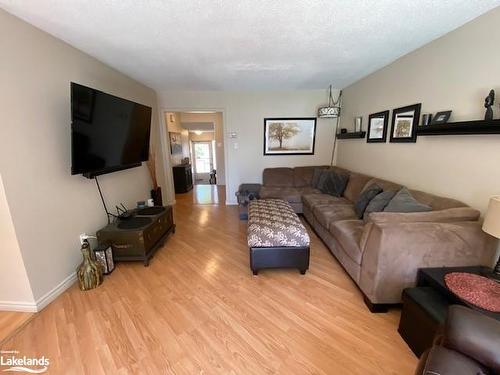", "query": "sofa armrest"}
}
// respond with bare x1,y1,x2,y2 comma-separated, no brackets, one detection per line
367,207,480,224
443,305,500,372
359,220,496,304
